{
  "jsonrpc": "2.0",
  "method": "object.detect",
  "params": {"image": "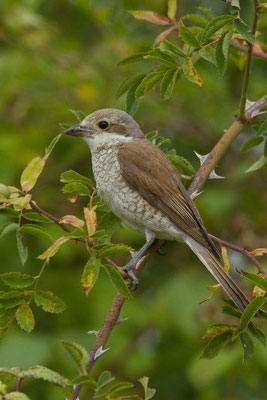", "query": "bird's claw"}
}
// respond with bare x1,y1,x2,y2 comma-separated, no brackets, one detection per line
122,262,139,288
